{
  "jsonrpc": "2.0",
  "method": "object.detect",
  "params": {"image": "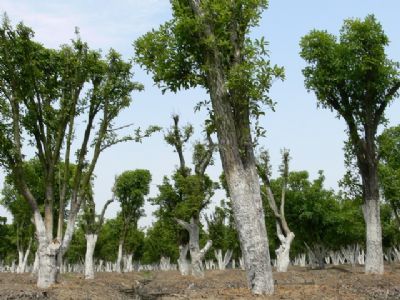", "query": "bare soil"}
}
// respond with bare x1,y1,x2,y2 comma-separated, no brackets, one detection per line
1,264,400,299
